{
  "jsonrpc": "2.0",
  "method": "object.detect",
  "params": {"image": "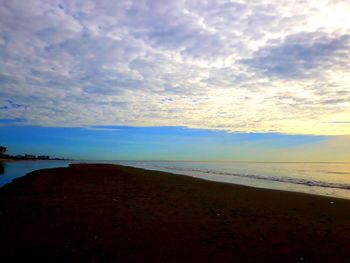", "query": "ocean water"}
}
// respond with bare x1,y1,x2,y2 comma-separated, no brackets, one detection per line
114,161,350,199
1,160,350,199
